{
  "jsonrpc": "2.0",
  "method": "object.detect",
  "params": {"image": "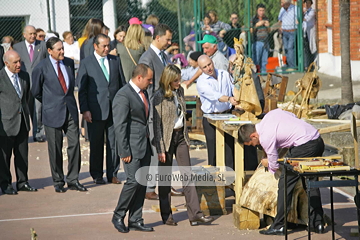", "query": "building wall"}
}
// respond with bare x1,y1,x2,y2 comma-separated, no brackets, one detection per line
1,0,70,39
317,0,360,80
